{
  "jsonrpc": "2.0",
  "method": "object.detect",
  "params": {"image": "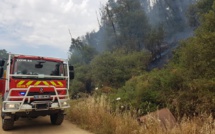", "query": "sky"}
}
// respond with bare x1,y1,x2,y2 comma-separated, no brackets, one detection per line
0,0,108,59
